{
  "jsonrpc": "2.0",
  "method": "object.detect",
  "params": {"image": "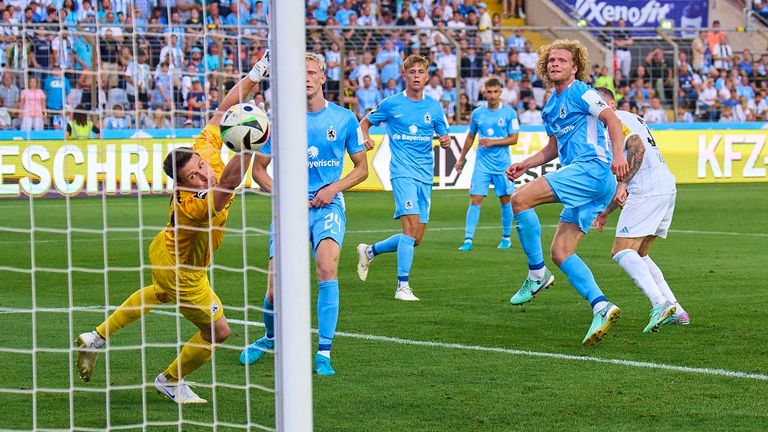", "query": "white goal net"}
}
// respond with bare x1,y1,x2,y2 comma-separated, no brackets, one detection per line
0,0,311,430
